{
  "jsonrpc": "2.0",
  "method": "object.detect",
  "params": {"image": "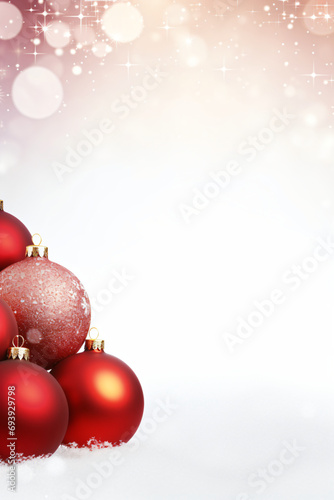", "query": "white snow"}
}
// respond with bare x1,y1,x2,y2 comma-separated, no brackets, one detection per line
0,384,333,500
